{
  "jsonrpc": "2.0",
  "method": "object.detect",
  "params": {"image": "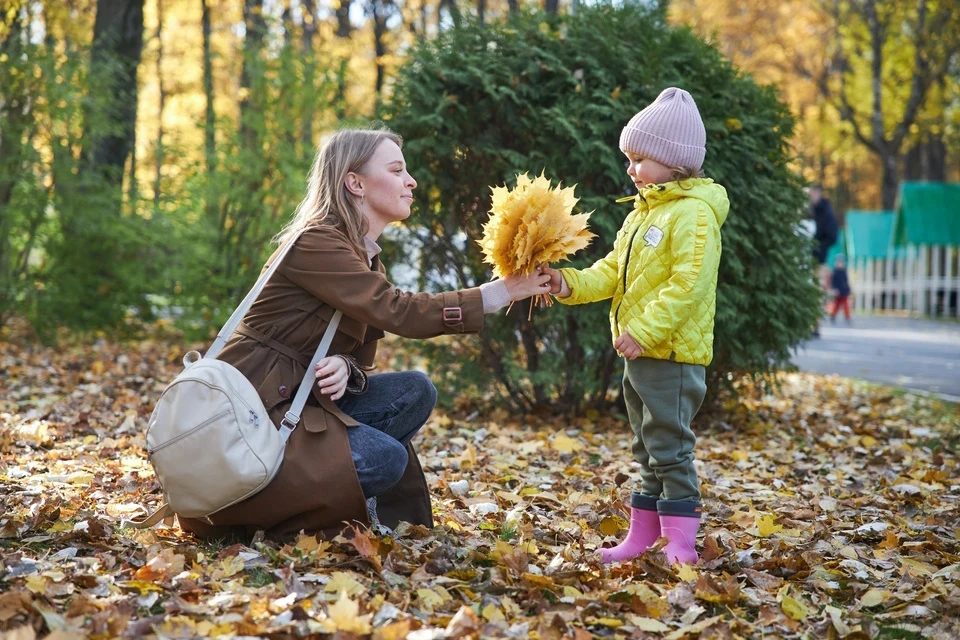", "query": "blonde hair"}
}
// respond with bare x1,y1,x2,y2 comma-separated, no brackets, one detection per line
671,166,705,181
275,125,403,256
